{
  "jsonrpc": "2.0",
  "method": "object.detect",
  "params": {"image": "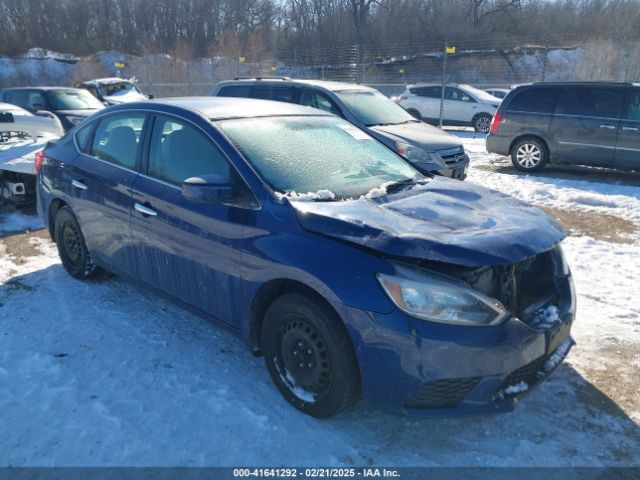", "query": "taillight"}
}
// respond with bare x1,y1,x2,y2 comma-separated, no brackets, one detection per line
489,112,502,134
35,150,45,174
